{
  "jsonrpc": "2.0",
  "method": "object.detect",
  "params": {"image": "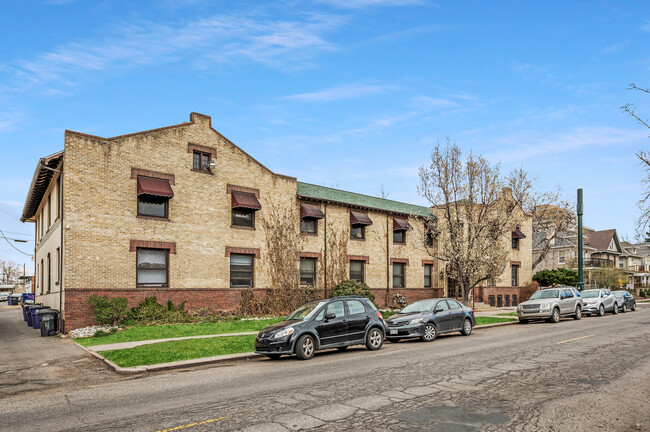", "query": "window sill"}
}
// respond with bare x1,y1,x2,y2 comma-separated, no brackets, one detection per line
350,237,366,241
137,285,169,288
231,225,256,230
137,215,170,221
191,168,214,175
393,241,406,245
301,232,318,236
